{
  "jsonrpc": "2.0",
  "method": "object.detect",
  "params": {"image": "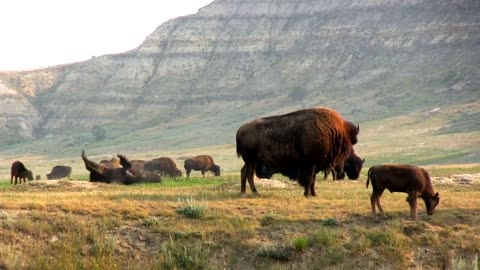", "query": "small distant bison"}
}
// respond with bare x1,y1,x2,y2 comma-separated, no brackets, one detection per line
145,157,182,178
184,155,220,178
367,164,440,221
10,161,34,185
46,165,72,180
